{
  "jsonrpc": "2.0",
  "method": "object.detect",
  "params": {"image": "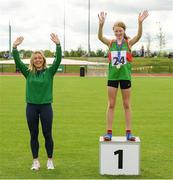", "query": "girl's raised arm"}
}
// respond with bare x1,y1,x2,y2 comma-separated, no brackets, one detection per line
129,10,149,47
98,11,111,46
